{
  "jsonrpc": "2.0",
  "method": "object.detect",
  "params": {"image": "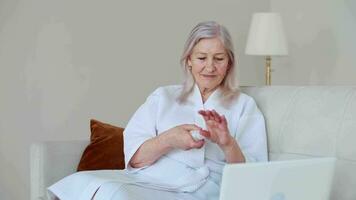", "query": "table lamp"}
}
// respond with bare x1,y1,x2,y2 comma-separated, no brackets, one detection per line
245,12,288,85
